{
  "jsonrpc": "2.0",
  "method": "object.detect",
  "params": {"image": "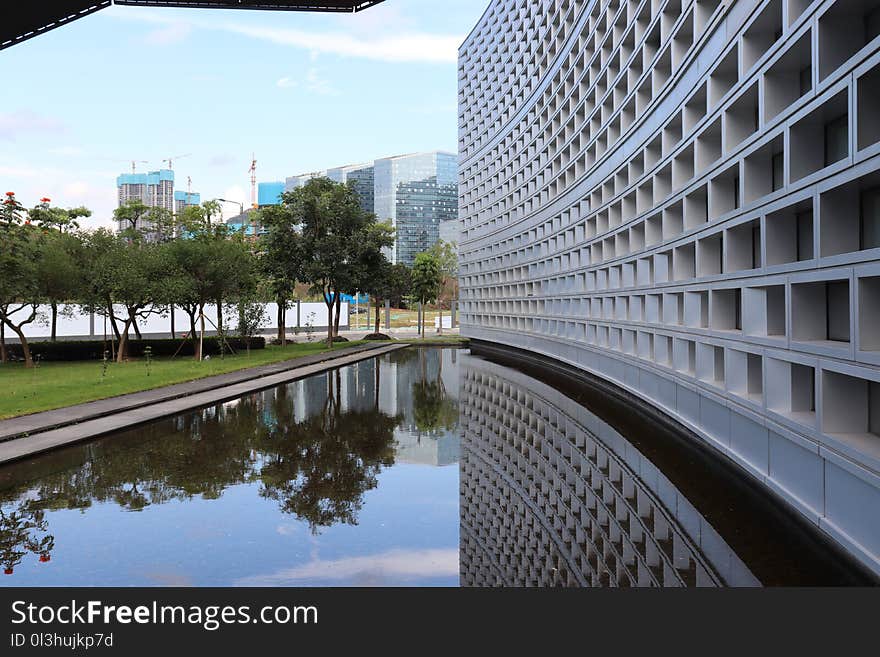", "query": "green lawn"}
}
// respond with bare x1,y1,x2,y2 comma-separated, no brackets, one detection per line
0,340,369,420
